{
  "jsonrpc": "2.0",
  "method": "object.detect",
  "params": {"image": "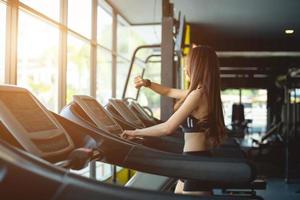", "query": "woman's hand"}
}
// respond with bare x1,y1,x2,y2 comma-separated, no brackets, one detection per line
121,130,137,140
134,76,151,89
